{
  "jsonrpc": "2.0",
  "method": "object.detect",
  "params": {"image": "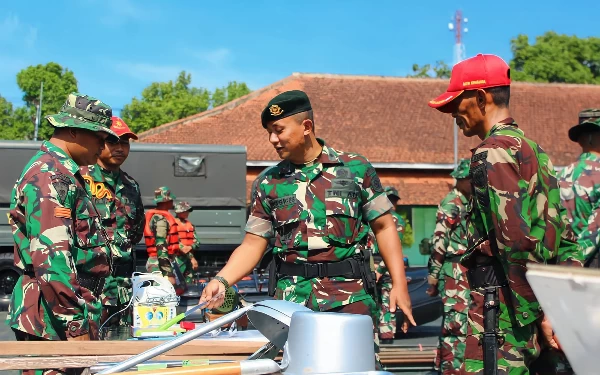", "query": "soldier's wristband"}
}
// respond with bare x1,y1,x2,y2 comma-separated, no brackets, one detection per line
214,275,229,290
